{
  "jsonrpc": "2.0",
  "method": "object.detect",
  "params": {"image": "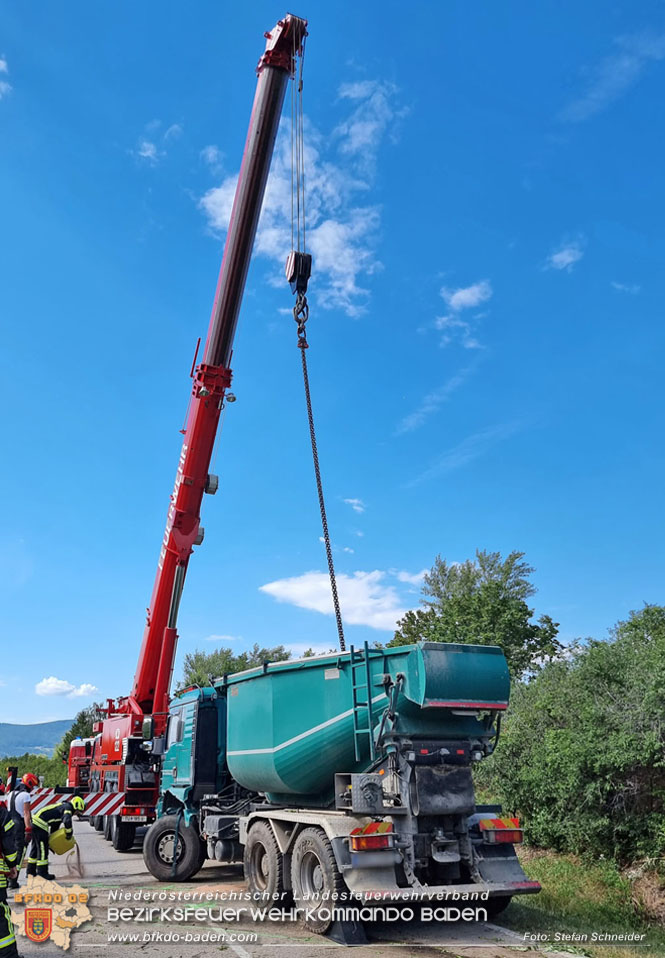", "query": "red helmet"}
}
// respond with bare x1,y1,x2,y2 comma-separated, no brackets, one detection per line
22,773,39,789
